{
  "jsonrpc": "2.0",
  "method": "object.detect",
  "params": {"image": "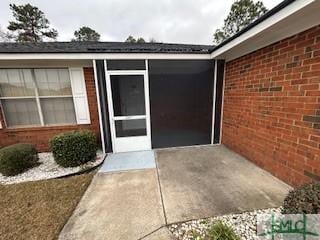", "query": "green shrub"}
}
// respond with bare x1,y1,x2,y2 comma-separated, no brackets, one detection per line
0,143,38,176
50,130,97,168
192,221,240,240
282,182,320,214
